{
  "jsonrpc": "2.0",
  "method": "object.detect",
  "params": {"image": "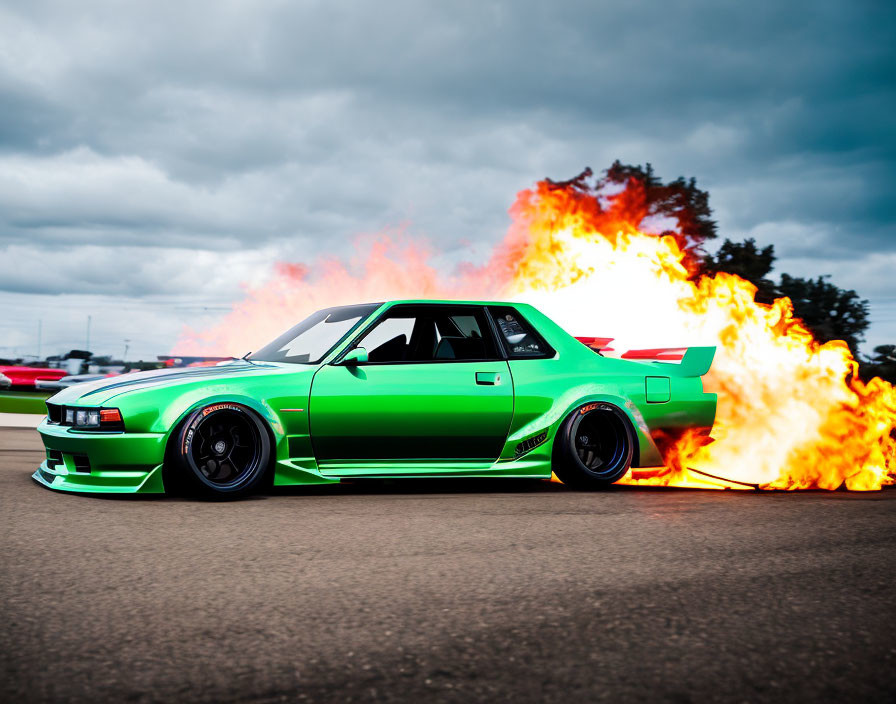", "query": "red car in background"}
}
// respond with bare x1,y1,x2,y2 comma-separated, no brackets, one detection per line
0,366,68,389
